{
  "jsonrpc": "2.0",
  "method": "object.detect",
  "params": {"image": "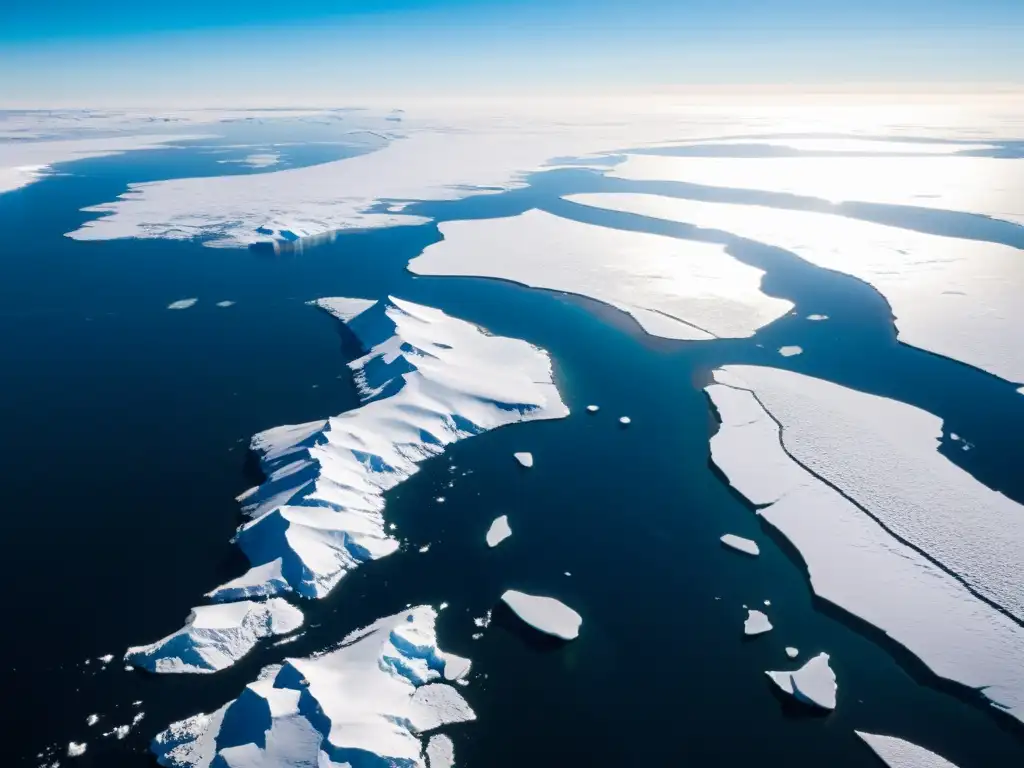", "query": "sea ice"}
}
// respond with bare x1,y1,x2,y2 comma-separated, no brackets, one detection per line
66,743,86,758
619,416,631,425
606,154,1024,226
214,300,235,308
706,367,1024,722
744,610,773,636
567,193,1024,385
107,725,130,740
486,516,512,548
720,534,760,556
778,346,803,357
514,452,534,468
806,314,828,321
124,598,303,674
409,209,791,341
210,297,568,600
856,732,960,768
217,152,280,169
785,647,799,658
586,405,599,413
426,734,455,768
151,606,474,768
501,590,582,640
766,652,837,710
86,715,99,726
167,299,198,310
97,654,114,663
